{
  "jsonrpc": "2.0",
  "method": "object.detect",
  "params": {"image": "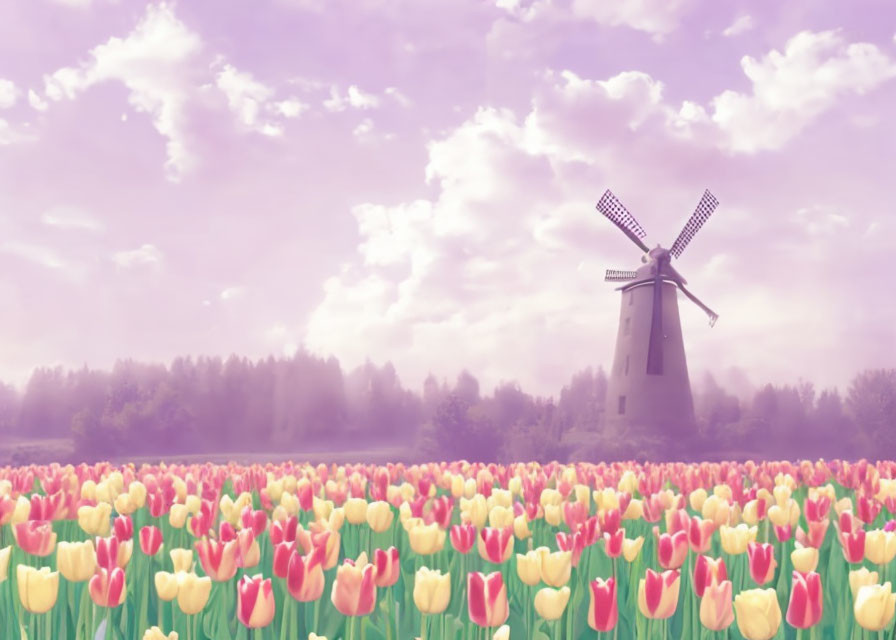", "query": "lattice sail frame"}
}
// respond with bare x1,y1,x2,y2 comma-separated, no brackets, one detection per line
670,189,719,258
596,190,650,252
